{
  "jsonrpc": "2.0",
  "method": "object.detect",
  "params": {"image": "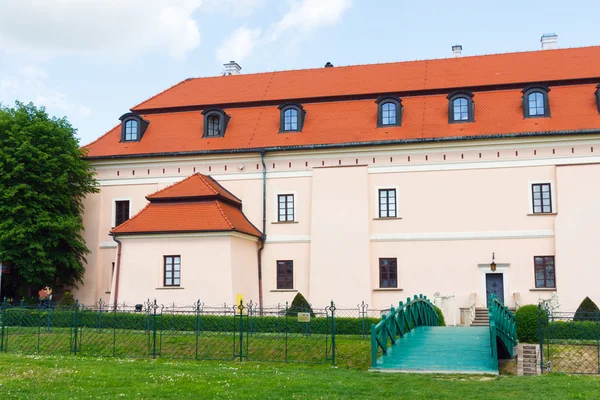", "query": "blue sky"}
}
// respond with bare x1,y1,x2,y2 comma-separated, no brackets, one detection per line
0,0,599,145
